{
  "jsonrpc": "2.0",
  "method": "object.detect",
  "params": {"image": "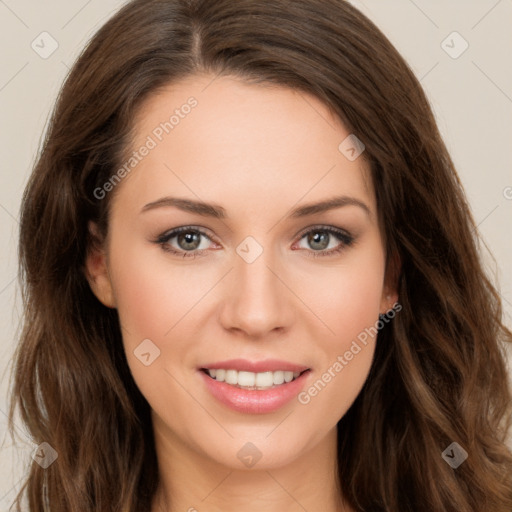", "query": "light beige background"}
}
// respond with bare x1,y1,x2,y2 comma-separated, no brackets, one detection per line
0,0,511,508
